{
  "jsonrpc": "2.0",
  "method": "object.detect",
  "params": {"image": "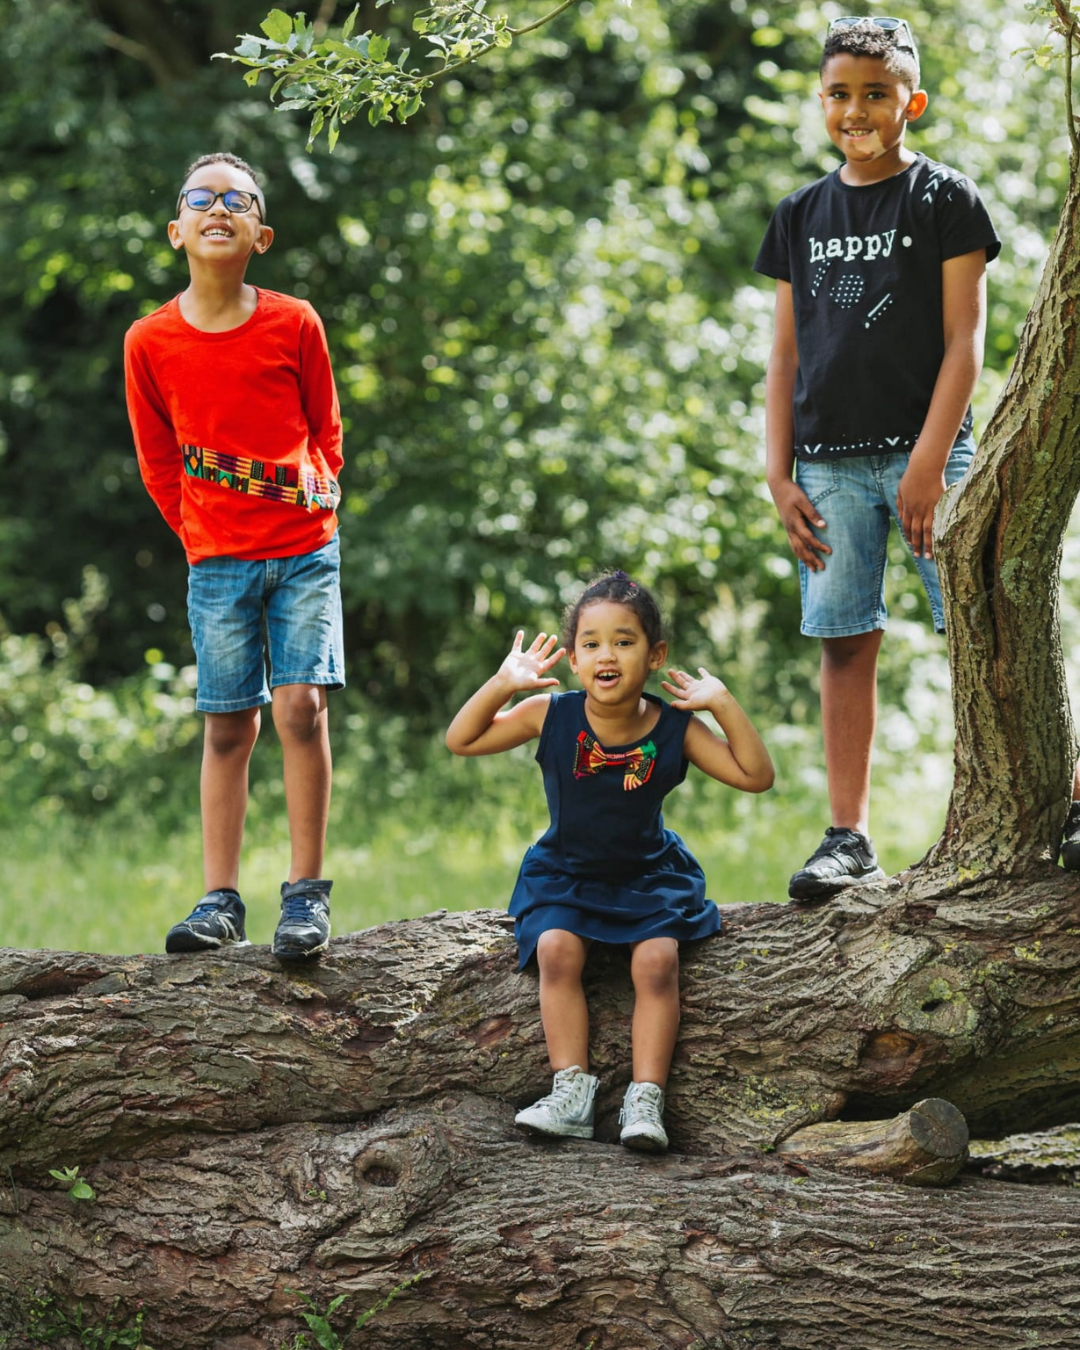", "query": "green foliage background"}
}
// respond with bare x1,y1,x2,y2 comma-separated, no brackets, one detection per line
0,0,1071,947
